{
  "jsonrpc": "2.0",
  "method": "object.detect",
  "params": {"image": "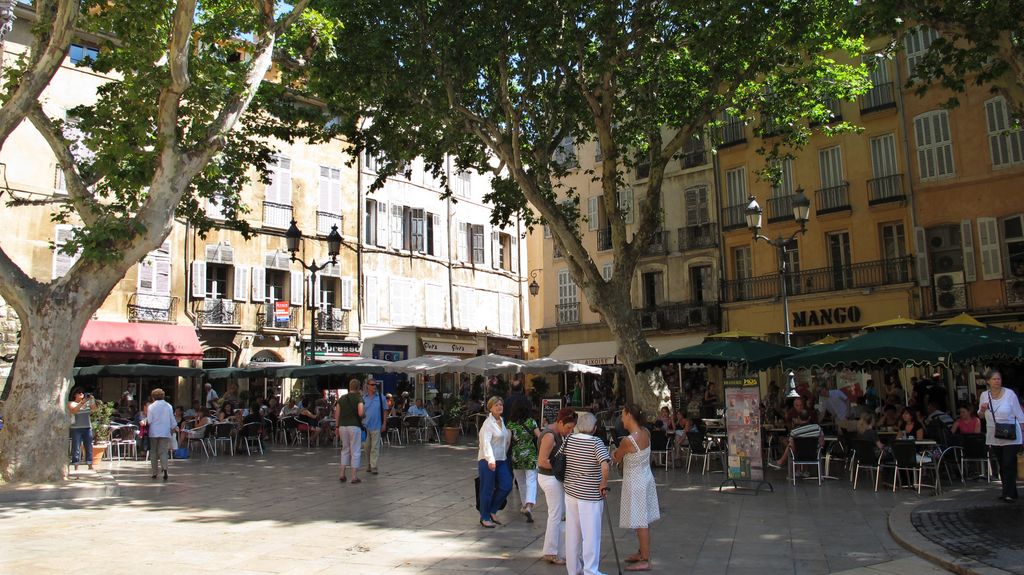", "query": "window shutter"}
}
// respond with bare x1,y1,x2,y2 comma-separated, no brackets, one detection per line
510,234,519,274
620,188,634,224
312,274,321,309
191,261,207,298
154,258,171,294
375,201,388,247
290,270,304,306
544,225,551,238
365,275,379,324
250,267,266,302
233,266,248,301
977,217,1003,280
432,213,444,258
341,277,353,310
913,227,930,286
491,230,500,269
457,221,468,261
960,220,977,282
587,197,599,231
54,165,66,195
